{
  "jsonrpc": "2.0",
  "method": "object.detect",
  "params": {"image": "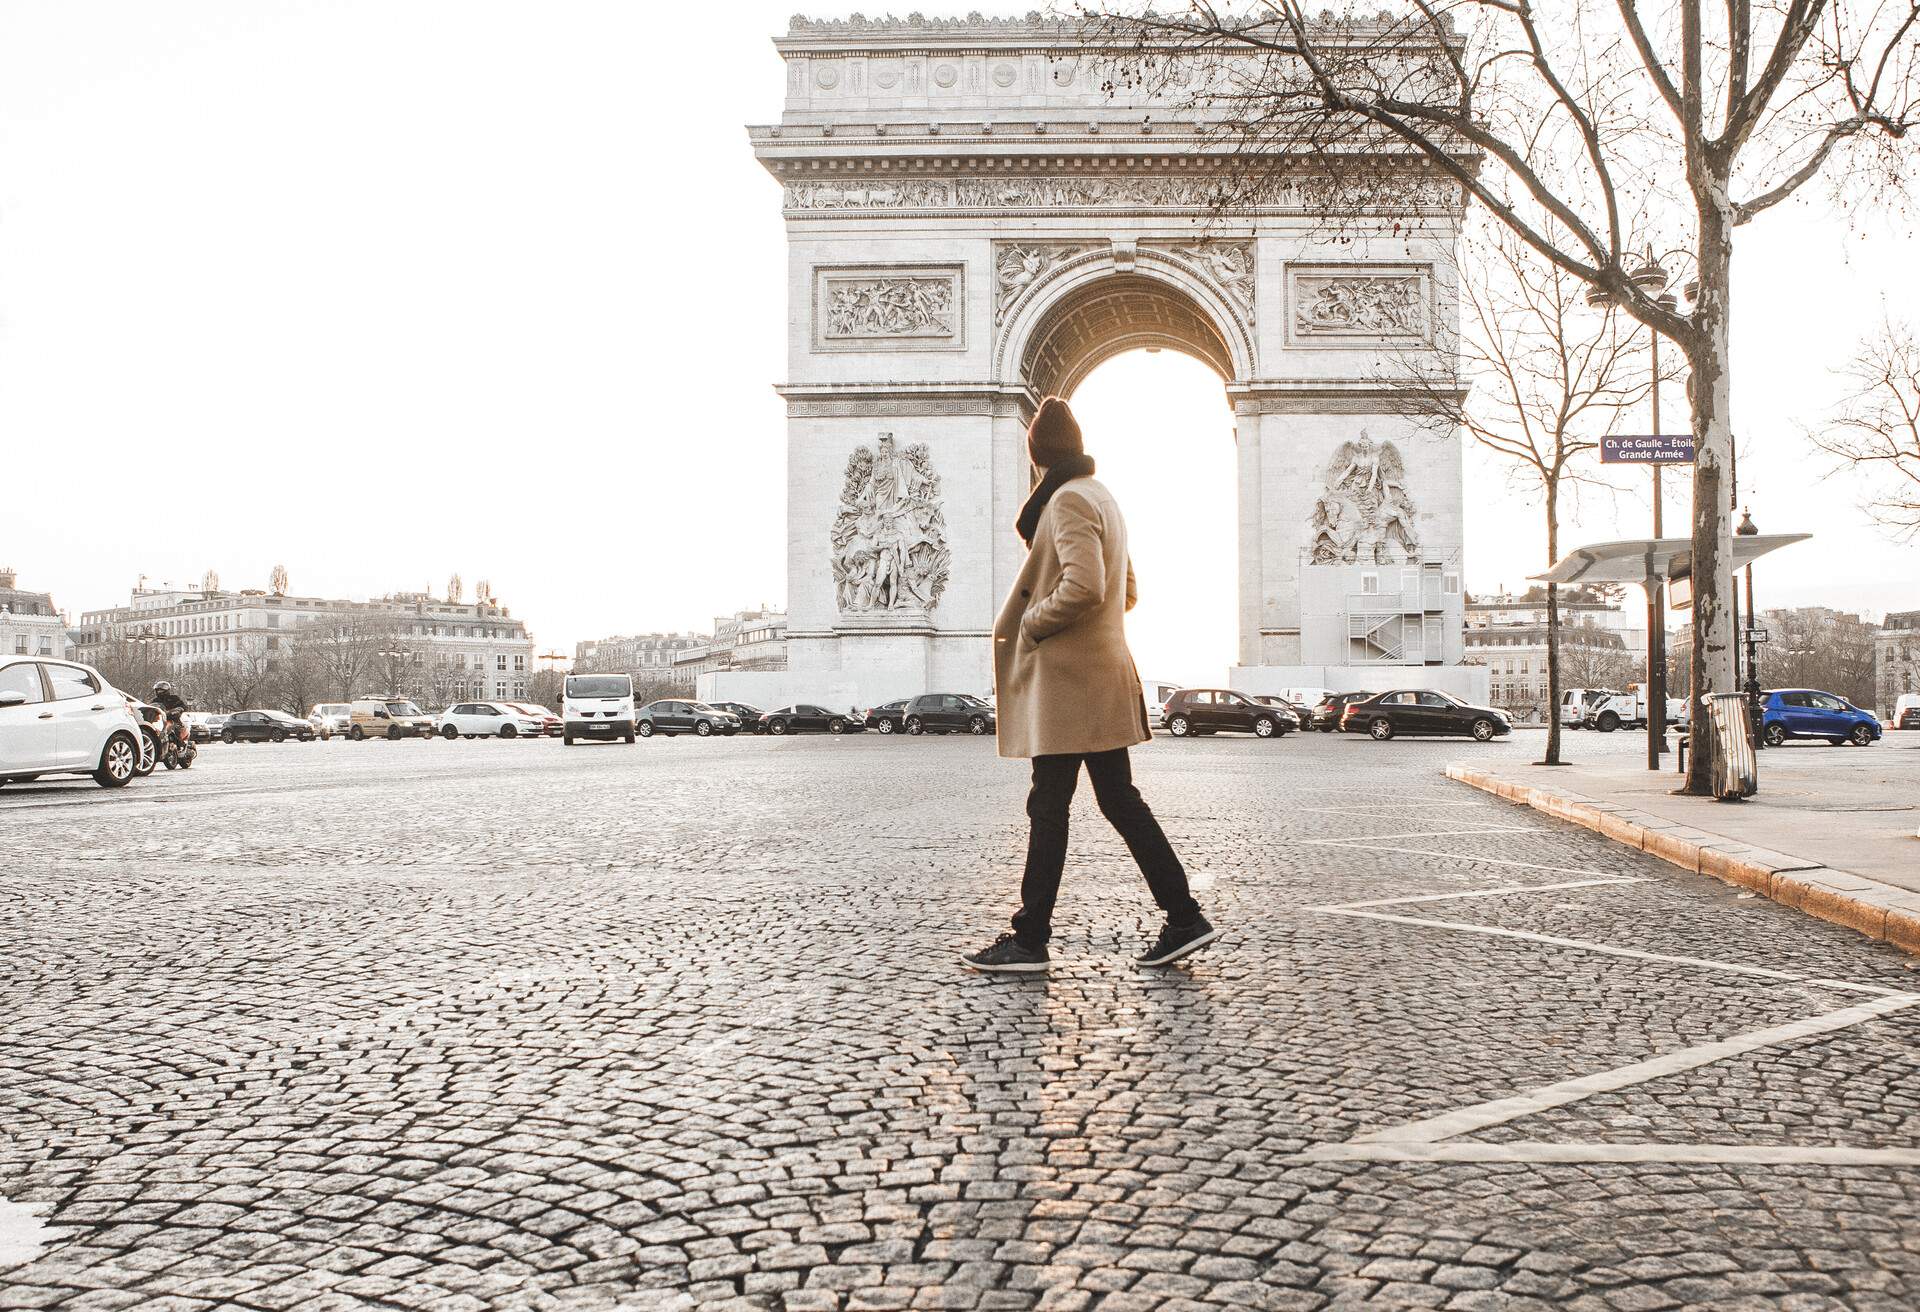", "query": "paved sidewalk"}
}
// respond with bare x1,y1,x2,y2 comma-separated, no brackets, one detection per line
5,733,1920,1310
1450,733,1920,954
